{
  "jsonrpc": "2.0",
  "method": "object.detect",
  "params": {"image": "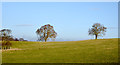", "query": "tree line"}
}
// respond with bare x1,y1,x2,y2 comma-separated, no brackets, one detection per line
0,23,107,49
0,29,27,49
